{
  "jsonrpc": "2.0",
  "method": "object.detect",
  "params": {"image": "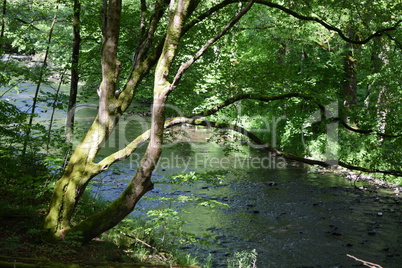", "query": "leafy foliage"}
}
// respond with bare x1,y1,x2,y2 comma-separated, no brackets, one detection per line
1,1,402,263
227,249,258,268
